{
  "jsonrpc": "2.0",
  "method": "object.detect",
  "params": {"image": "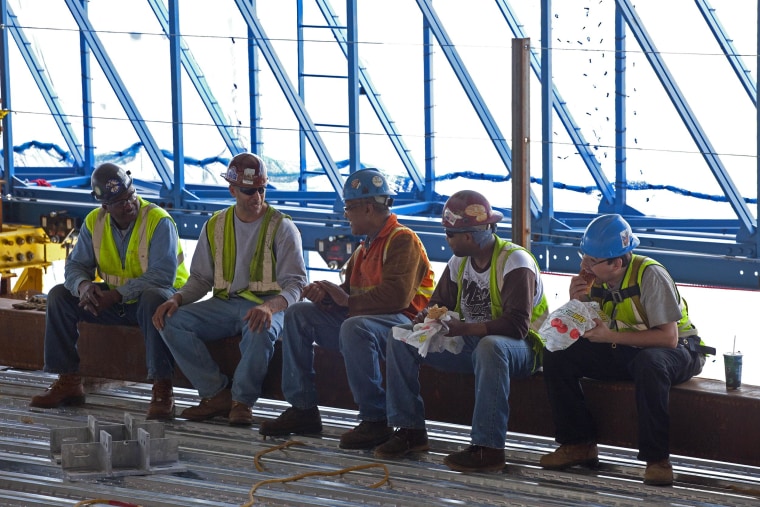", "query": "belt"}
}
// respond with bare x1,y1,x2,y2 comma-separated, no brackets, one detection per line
680,335,716,356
